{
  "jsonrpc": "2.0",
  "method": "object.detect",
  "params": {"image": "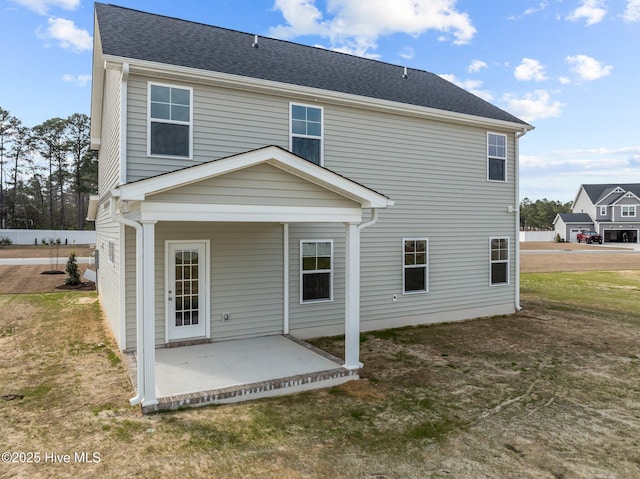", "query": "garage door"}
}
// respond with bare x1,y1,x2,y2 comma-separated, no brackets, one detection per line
604,229,639,243
569,229,579,242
